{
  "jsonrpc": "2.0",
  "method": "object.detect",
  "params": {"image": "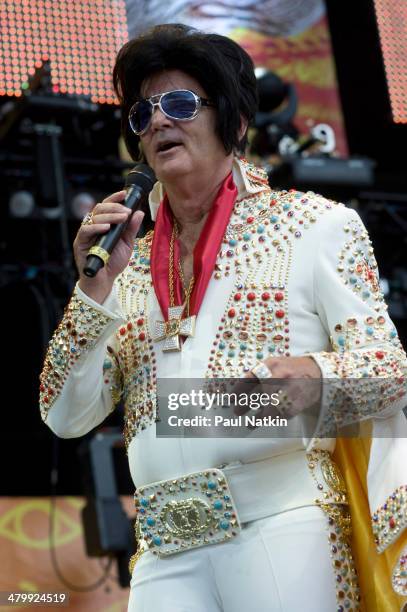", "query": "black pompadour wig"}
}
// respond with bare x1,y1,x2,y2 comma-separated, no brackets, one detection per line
113,23,258,160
